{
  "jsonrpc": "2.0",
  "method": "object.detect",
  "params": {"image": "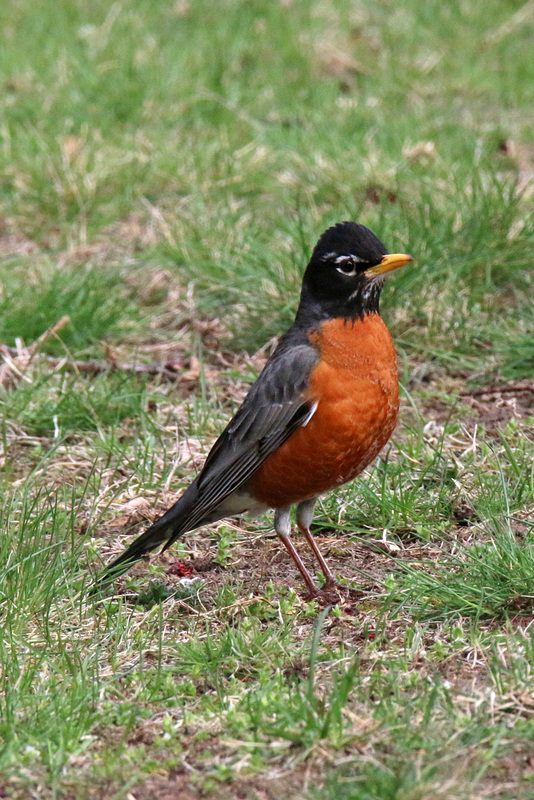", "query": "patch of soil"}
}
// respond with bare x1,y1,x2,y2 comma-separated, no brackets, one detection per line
0,216,38,255
129,769,312,800
421,380,534,431
109,518,420,630
420,395,455,424
459,380,534,429
0,232,38,256
111,778,200,800
453,499,478,526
